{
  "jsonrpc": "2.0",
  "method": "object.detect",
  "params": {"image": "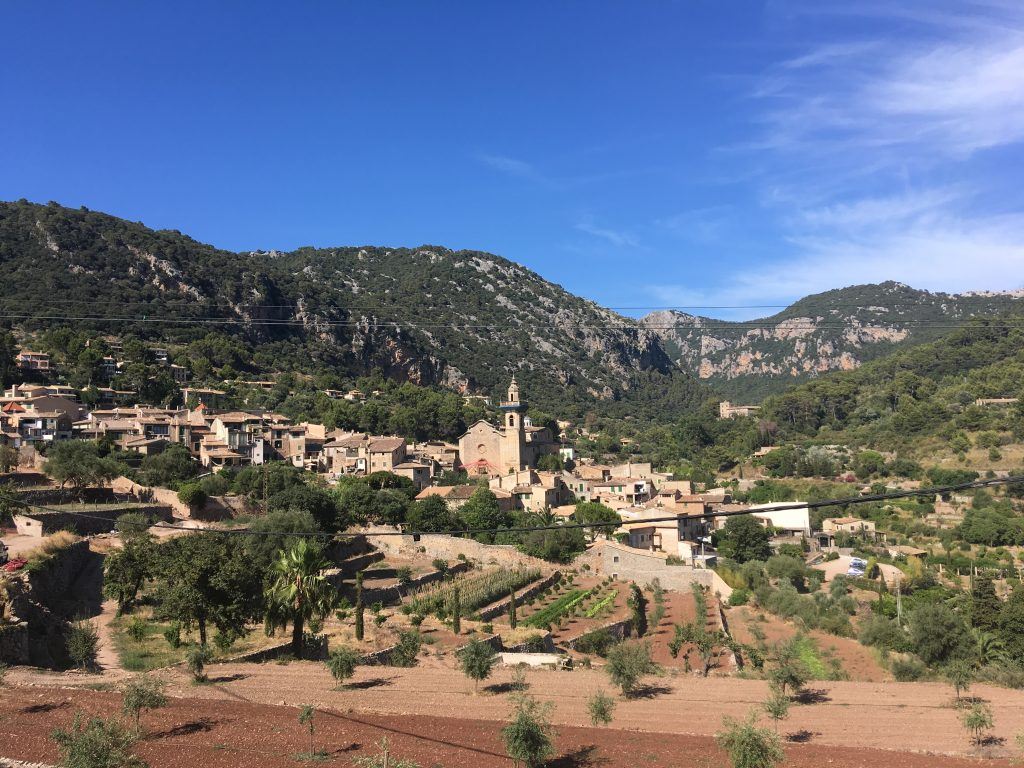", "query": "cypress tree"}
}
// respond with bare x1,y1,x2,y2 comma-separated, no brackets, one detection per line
452,587,462,635
354,571,365,642
509,588,518,630
629,583,648,638
999,584,1024,658
972,574,1001,633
